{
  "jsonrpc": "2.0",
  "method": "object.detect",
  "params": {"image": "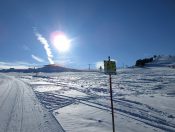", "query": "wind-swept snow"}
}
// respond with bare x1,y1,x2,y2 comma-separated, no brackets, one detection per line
6,66,175,132
0,74,64,132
